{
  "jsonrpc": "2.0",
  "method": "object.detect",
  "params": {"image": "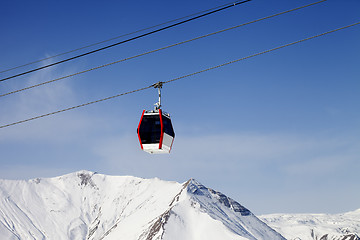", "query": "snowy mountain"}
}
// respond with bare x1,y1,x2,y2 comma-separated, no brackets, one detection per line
0,170,285,240
260,210,360,240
